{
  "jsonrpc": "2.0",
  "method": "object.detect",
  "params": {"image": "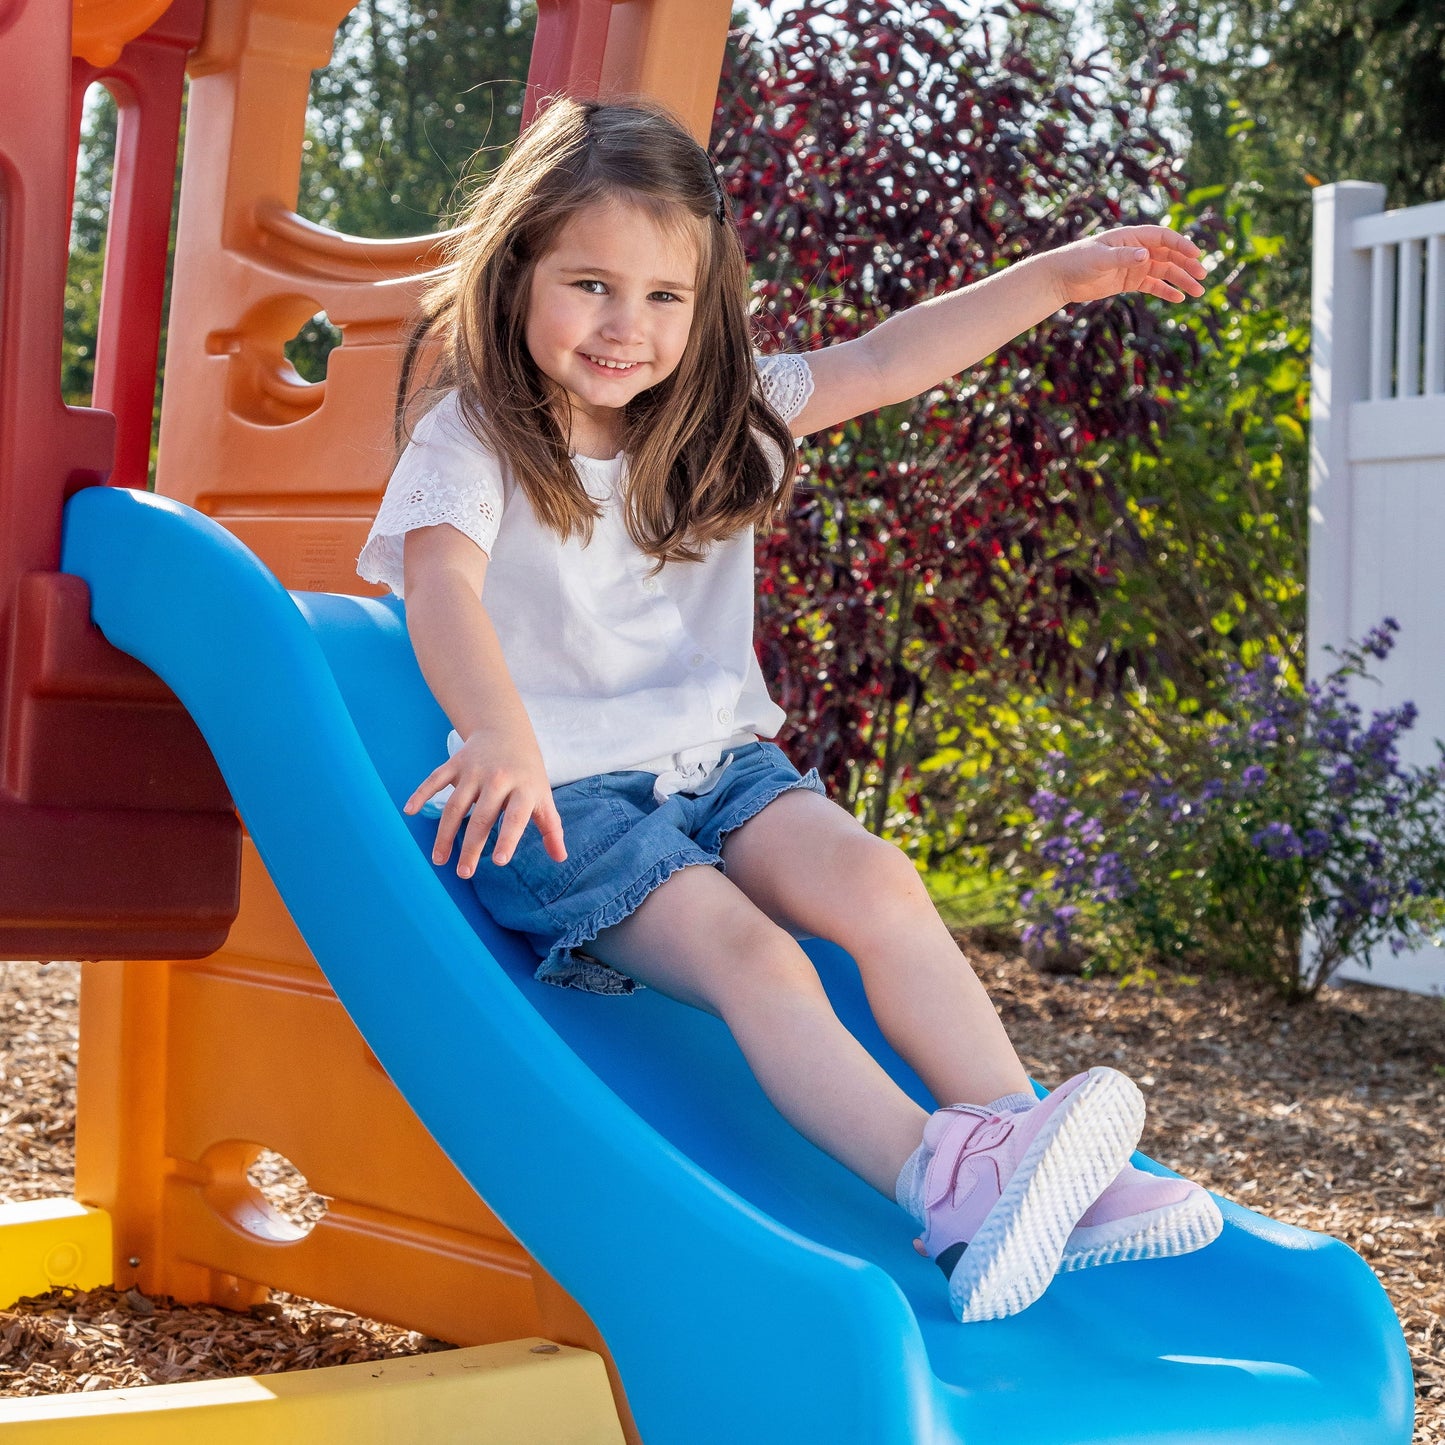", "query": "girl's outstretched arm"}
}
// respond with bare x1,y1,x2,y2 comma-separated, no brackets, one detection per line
402,524,567,878
787,224,1208,438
